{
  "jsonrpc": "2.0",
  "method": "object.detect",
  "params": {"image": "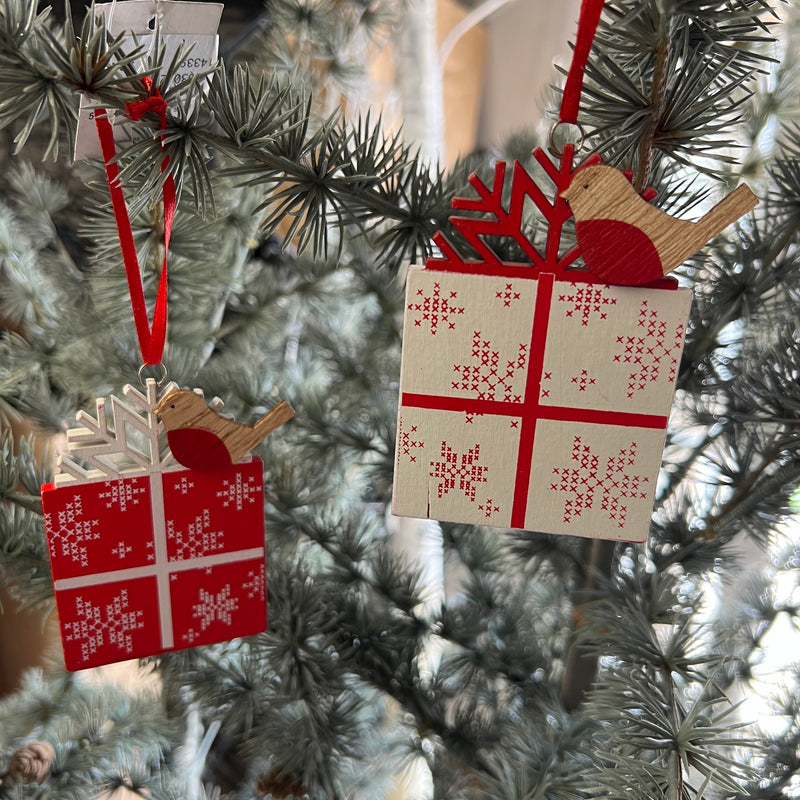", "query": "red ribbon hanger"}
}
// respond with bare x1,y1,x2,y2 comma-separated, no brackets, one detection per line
94,76,176,368
560,0,605,126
